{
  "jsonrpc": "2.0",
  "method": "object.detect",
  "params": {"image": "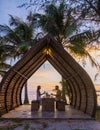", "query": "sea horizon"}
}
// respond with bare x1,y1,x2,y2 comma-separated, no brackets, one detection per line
21,84,100,106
